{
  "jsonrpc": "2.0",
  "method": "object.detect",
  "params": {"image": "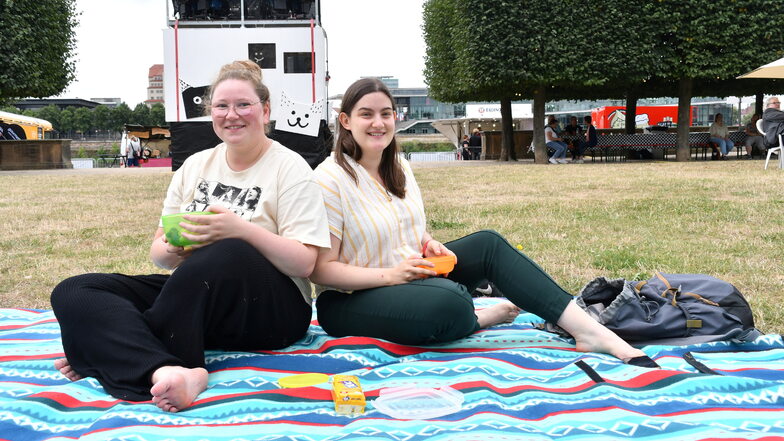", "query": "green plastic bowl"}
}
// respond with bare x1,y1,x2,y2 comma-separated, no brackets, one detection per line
161,211,213,247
